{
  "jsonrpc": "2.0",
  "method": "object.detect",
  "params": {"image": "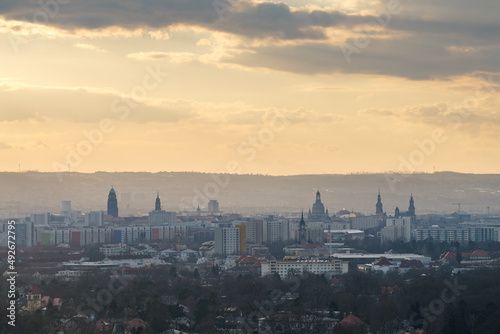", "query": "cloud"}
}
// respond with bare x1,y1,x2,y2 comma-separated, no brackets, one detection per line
0,81,344,128
0,141,12,150
0,82,192,124
224,38,500,79
127,51,196,62
358,101,500,138
73,42,107,52
0,0,353,40
1,0,500,79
